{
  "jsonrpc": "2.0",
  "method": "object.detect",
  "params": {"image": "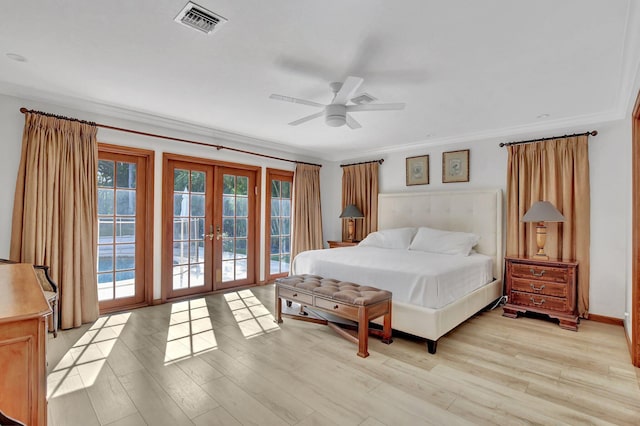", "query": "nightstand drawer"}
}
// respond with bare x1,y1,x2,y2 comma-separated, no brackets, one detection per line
278,287,313,305
315,297,359,319
510,291,568,312
510,263,568,283
511,278,568,298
